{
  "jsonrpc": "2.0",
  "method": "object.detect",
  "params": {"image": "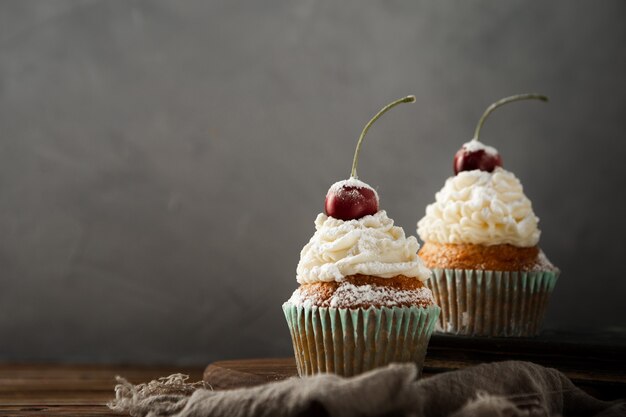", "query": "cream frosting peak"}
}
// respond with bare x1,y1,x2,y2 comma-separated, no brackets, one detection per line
417,168,540,247
296,211,431,284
